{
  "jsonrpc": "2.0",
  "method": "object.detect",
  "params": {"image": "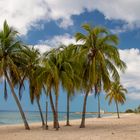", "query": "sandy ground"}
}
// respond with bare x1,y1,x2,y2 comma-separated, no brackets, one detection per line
0,113,140,140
